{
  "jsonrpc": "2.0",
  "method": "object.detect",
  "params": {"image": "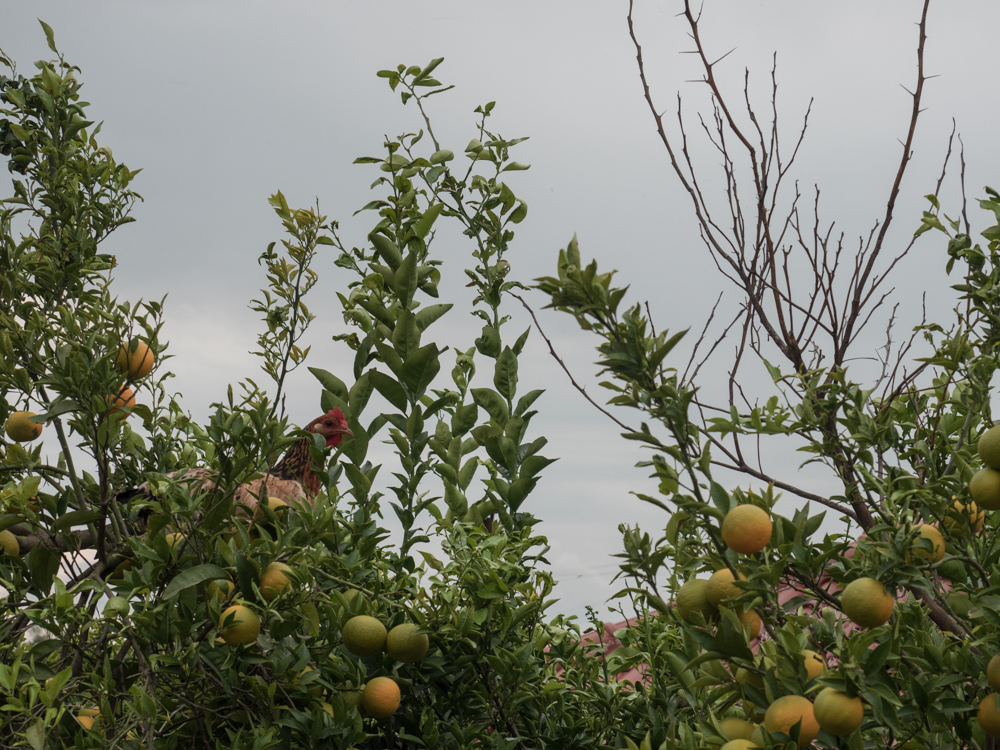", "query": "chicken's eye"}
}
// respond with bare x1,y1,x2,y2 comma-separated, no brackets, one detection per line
324,421,333,427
